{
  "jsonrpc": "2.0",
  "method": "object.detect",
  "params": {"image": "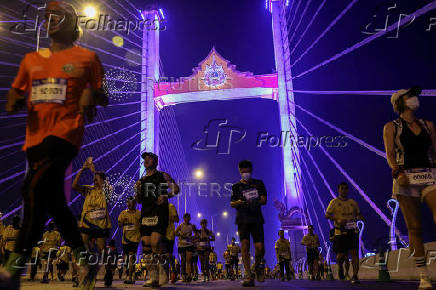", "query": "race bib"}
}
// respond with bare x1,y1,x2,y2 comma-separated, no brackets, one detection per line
123,224,136,231
142,216,158,226
345,221,357,230
405,168,436,186
242,188,259,200
199,241,209,247
31,78,67,104
88,209,106,220
279,250,288,257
